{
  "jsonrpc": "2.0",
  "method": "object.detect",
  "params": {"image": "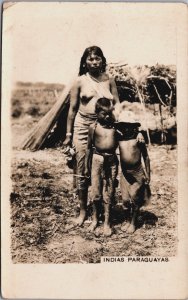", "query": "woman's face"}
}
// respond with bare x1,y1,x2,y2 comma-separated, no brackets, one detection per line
86,52,103,73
